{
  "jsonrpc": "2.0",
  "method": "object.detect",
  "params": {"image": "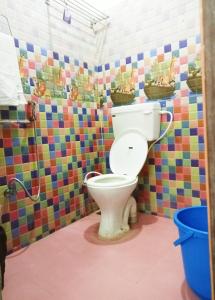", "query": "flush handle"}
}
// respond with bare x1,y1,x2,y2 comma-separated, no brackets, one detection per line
128,146,133,149
143,110,152,115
